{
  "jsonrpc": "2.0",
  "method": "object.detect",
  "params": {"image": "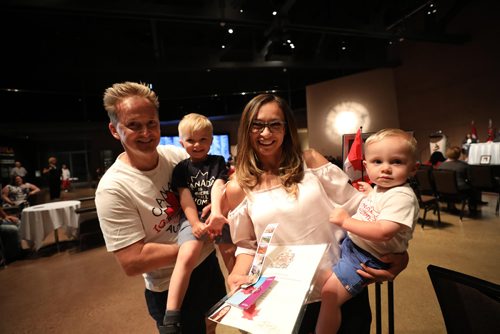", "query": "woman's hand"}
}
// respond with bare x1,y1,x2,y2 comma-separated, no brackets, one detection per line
227,273,252,291
329,208,350,228
357,181,373,193
357,251,409,284
200,203,212,220
227,253,254,291
5,215,20,224
204,213,228,237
